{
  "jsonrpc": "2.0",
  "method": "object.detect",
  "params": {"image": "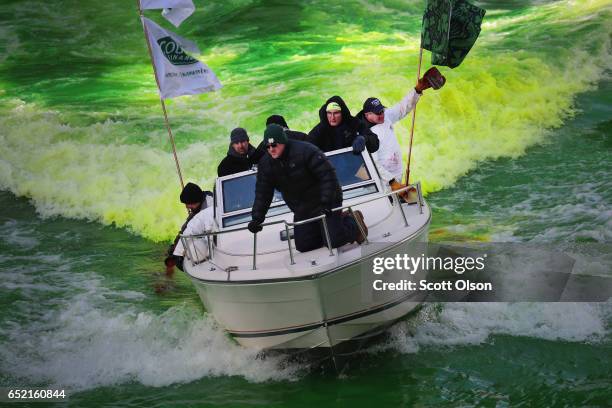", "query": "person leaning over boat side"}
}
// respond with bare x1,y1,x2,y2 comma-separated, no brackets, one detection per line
165,182,213,272
217,127,261,177
248,124,368,252
169,204,215,264
307,96,379,154
357,67,446,199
